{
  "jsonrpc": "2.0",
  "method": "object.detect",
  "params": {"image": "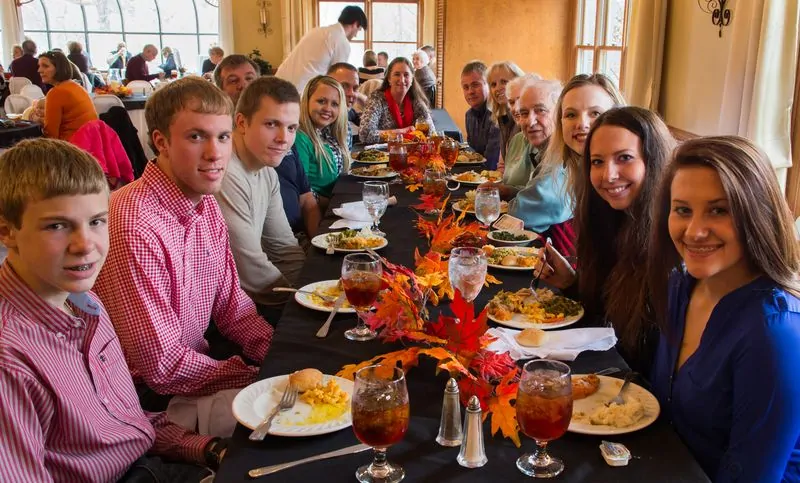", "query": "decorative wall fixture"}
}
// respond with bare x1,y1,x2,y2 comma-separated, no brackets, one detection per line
698,0,732,38
257,0,273,36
